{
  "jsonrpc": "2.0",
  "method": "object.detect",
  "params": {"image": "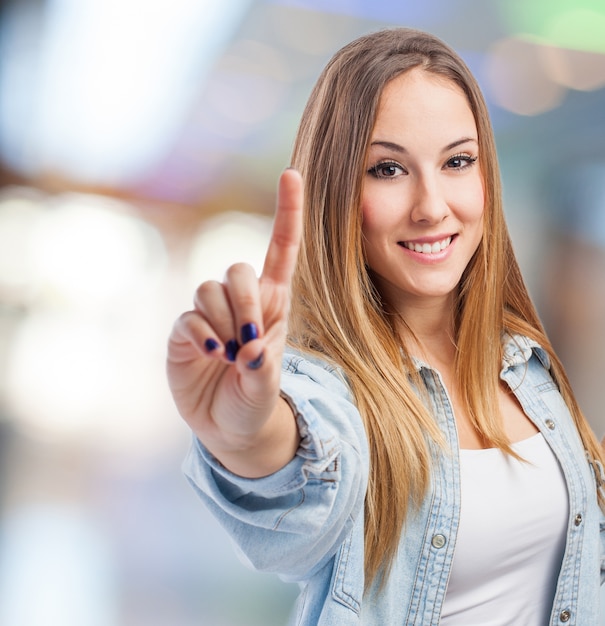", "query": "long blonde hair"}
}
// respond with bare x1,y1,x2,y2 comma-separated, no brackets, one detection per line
288,27,605,589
